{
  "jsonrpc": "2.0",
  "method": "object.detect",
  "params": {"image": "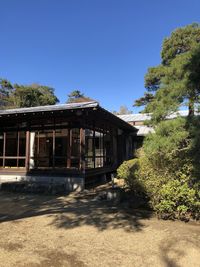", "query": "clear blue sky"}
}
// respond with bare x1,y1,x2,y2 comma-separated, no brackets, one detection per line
1,0,200,112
